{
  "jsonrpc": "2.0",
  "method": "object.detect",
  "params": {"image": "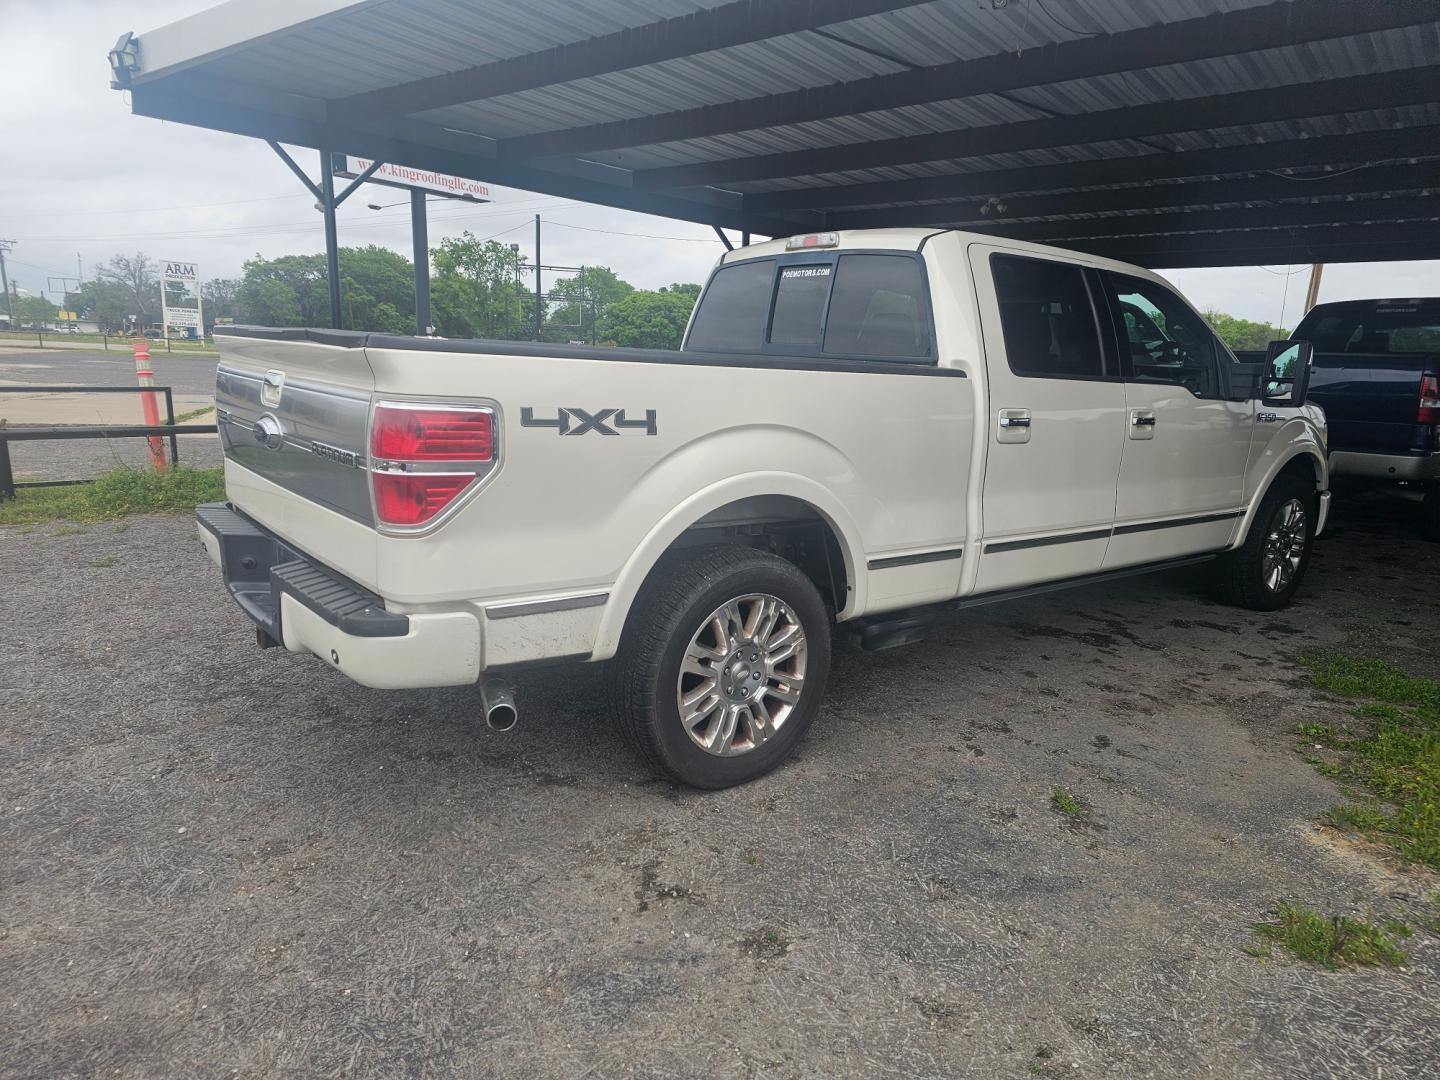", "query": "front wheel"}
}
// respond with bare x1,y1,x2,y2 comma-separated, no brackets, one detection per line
1212,475,1316,611
608,545,832,789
